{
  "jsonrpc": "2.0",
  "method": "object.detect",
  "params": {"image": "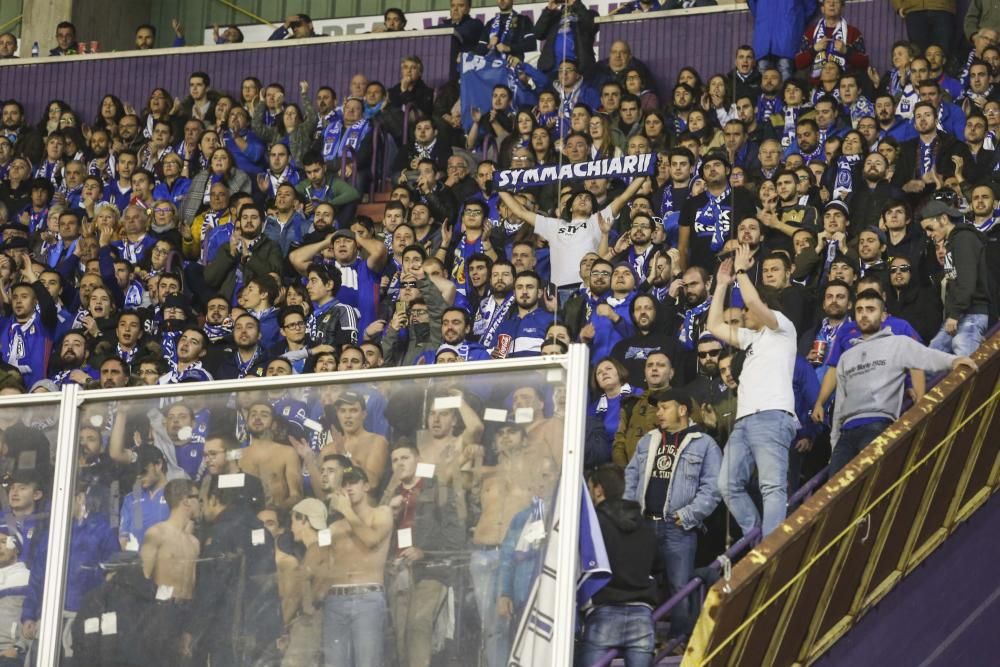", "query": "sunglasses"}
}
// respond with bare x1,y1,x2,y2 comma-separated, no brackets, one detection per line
889,265,911,274
698,349,722,358
400,281,418,289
